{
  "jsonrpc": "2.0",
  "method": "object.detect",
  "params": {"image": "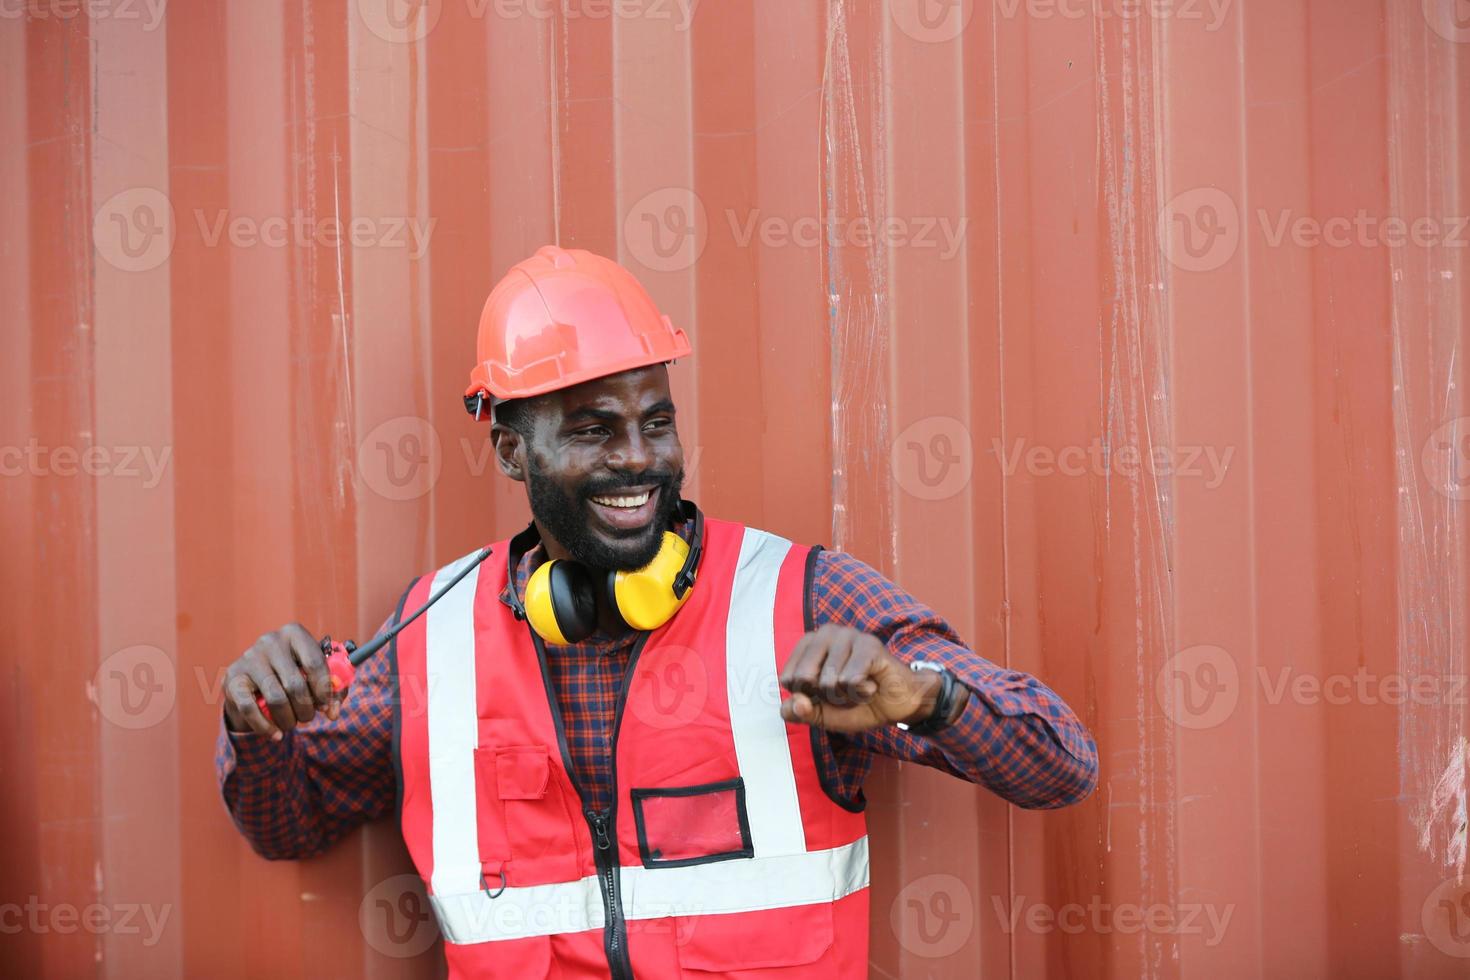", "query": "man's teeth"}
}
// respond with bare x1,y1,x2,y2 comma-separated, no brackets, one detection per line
591,490,652,509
